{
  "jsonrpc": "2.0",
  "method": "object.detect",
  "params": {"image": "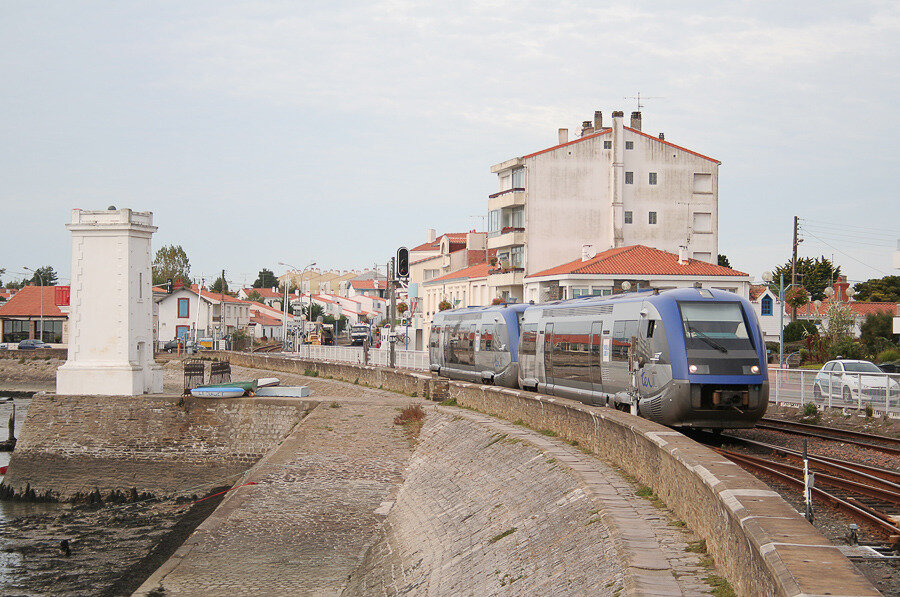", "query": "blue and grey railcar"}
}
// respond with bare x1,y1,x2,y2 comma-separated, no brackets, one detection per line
517,288,769,428
429,304,528,388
